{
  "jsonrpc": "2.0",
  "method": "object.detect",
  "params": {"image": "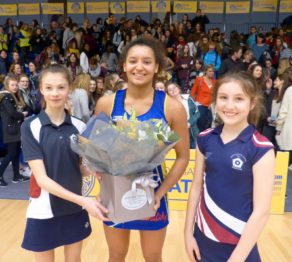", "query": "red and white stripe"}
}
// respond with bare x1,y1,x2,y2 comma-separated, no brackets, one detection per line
252,132,274,148
195,184,246,244
198,128,214,137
